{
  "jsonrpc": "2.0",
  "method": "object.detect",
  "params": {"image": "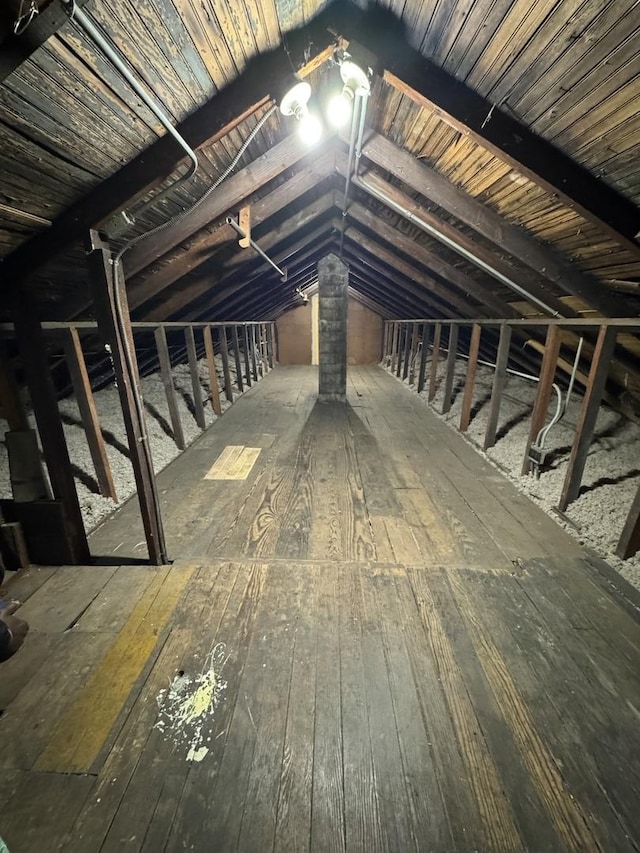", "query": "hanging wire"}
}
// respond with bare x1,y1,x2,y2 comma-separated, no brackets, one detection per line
13,0,39,35
115,103,278,264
